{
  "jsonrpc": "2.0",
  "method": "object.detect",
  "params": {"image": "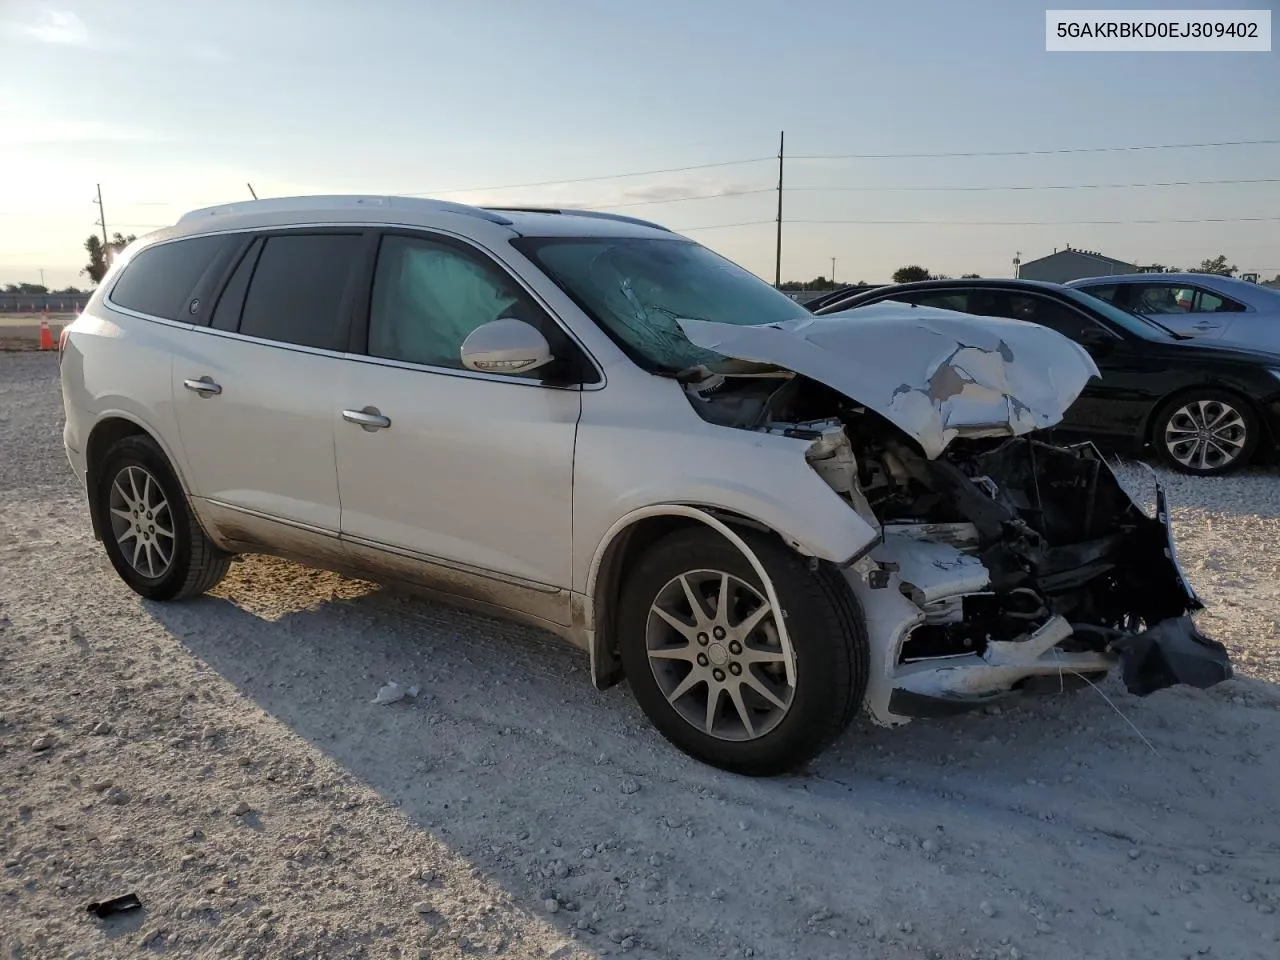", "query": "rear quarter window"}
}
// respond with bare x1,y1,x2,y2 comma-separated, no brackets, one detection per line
108,234,231,321
1195,289,1247,313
